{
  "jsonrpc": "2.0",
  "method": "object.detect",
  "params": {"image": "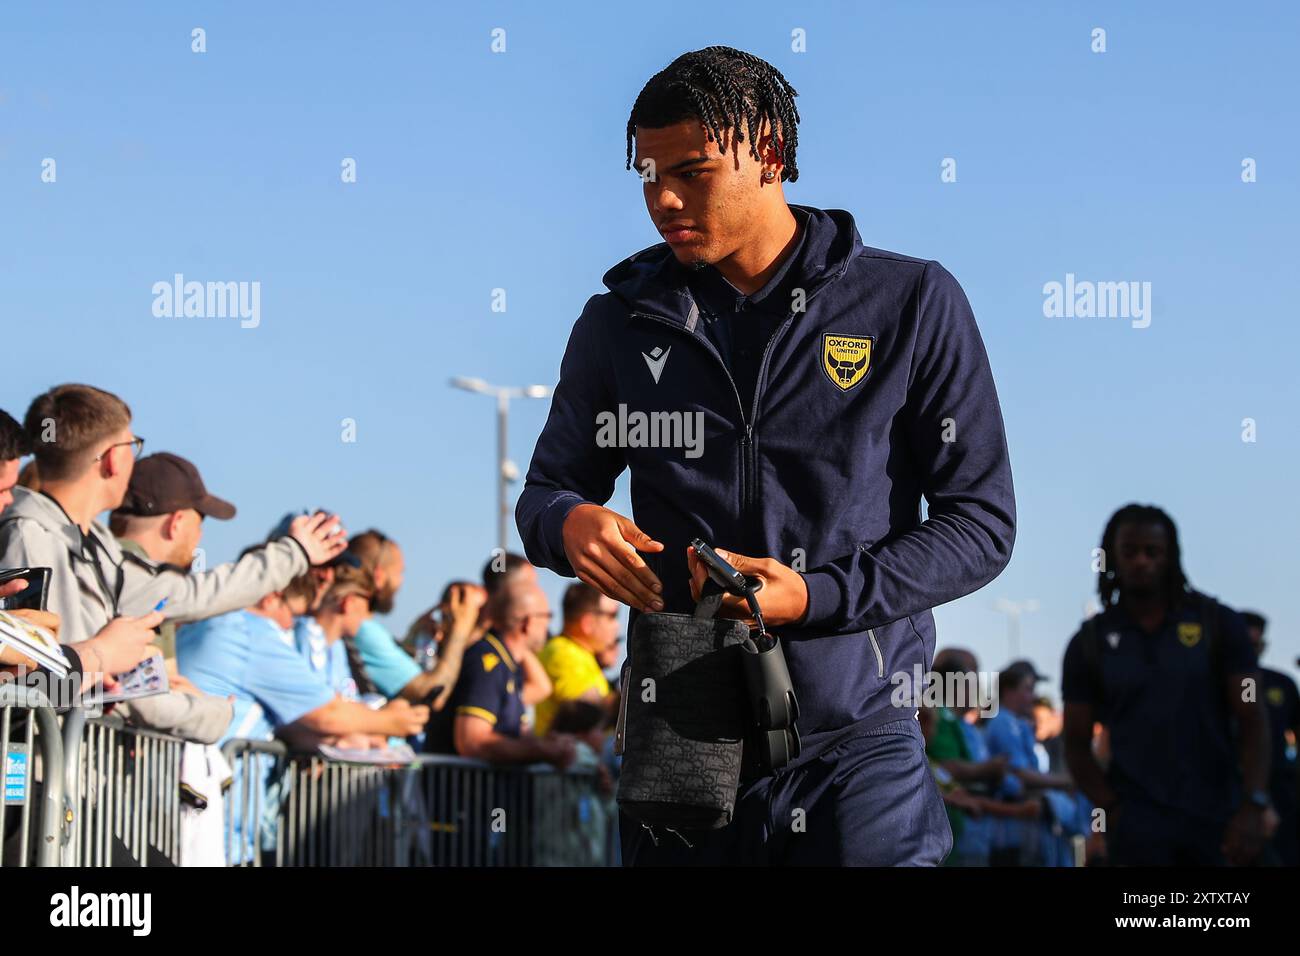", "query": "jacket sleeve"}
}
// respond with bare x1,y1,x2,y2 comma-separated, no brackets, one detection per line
0,517,95,645
515,296,627,577
799,260,1017,630
118,537,310,624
